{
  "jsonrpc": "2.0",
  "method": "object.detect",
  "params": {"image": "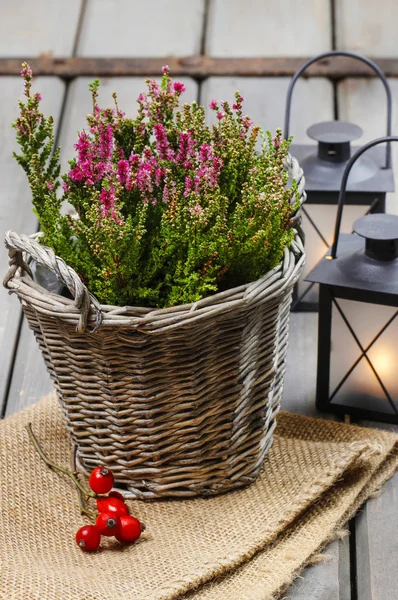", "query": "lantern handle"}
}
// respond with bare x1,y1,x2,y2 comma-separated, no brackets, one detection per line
283,51,392,169
331,135,398,259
